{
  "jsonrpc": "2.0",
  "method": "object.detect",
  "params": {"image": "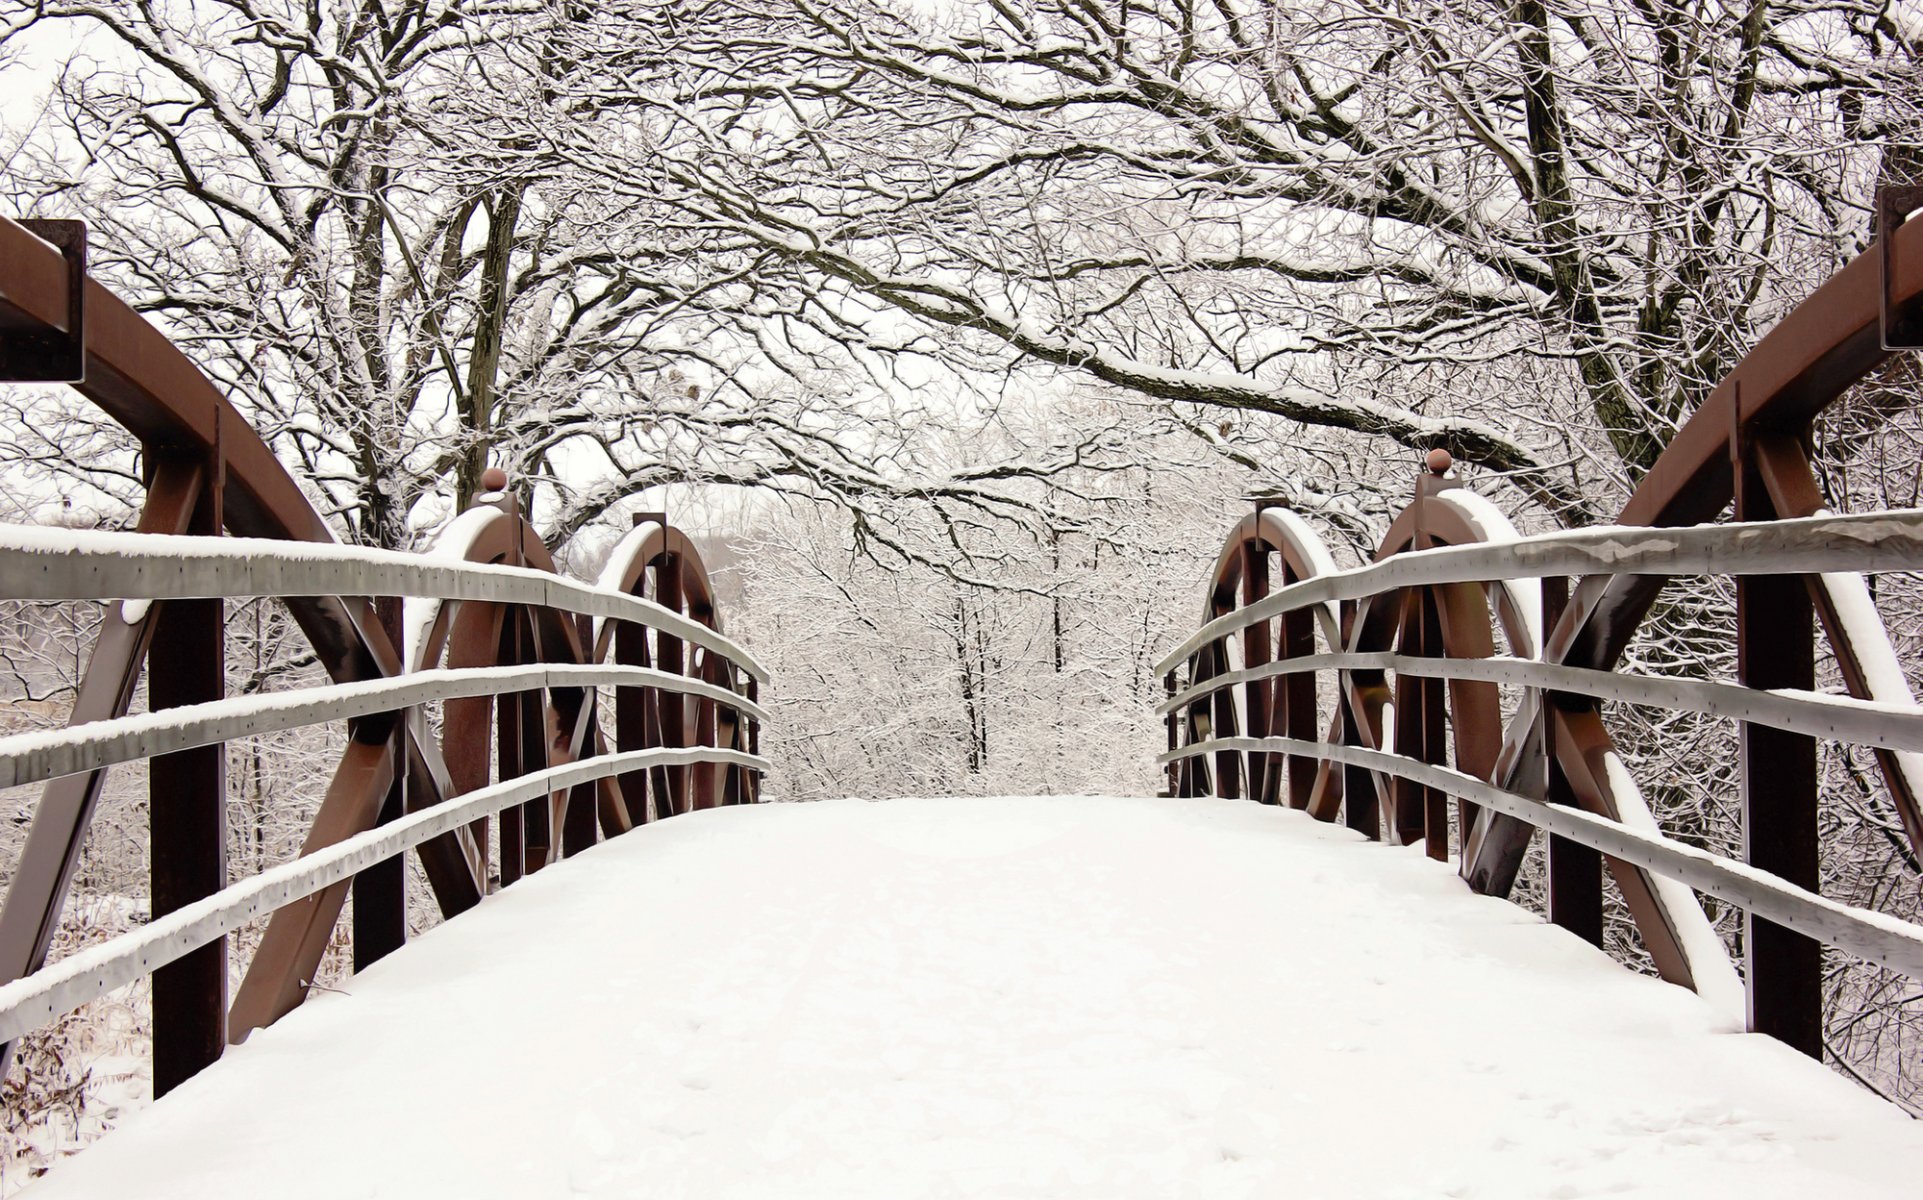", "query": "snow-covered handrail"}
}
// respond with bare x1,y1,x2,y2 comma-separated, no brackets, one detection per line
0,663,771,790
1154,509,1923,677
1158,652,1923,755
0,524,768,682
1160,734,1923,981
0,743,768,1046
1158,418,1923,1061
0,217,779,1109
